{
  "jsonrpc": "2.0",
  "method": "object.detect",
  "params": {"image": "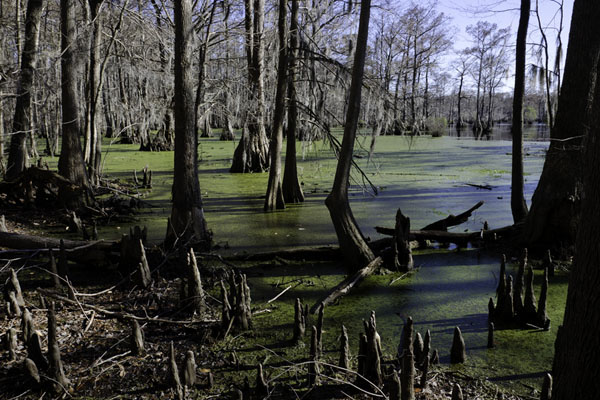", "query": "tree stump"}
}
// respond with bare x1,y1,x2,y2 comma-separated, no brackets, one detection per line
21,308,34,342
496,255,507,311
450,326,466,364
5,268,25,307
451,383,463,400
389,369,401,400
339,324,350,371
523,265,537,321
7,327,17,361
400,347,415,400
398,316,414,360
357,332,367,381
393,209,413,271
413,332,424,366
58,239,69,281
27,331,48,370
420,355,429,389
48,302,70,393
255,363,268,397
513,249,526,316
134,239,152,289
292,298,306,344
169,341,183,400
430,349,439,365
537,266,550,329
541,372,552,400
48,249,61,287
7,291,22,318
544,249,554,277
186,249,205,315
488,297,495,321
24,358,41,385
130,320,144,356
422,330,431,367
487,322,495,348
363,311,382,387
308,326,319,387
220,280,232,335
316,303,324,357
184,350,196,388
